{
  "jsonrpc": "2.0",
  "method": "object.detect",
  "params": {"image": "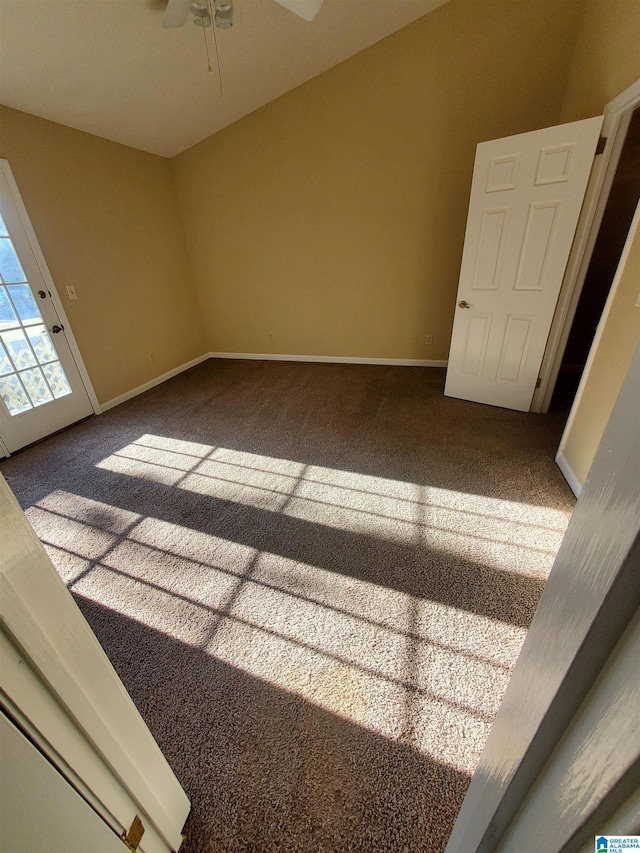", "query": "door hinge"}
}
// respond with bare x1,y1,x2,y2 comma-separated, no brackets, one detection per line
535,377,542,389
121,815,145,851
595,136,607,155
